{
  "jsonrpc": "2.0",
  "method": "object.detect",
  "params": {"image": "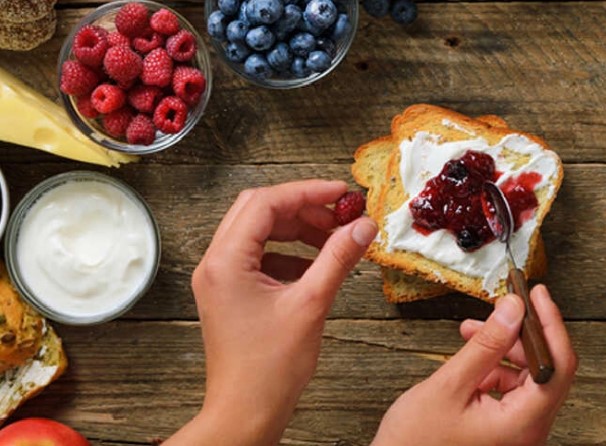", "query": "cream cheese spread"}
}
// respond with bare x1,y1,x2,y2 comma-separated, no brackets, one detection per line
15,180,157,319
384,131,559,296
